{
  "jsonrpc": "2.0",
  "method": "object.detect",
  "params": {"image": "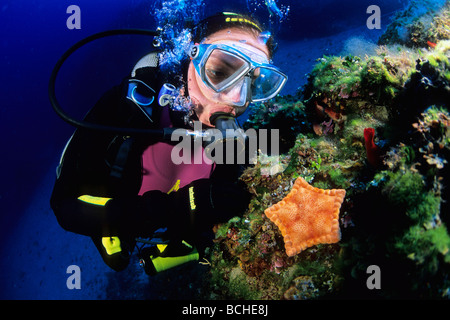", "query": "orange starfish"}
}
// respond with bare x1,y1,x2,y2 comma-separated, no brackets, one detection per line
264,177,346,257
